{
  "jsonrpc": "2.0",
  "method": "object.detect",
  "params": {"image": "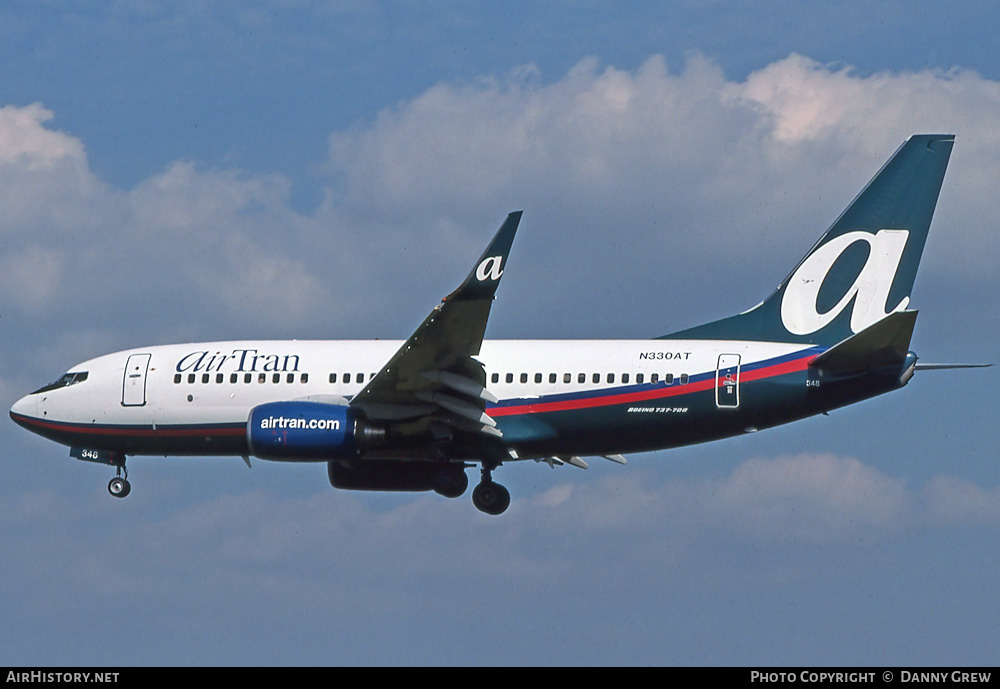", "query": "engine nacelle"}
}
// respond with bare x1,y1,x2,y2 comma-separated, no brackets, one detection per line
248,401,366,461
